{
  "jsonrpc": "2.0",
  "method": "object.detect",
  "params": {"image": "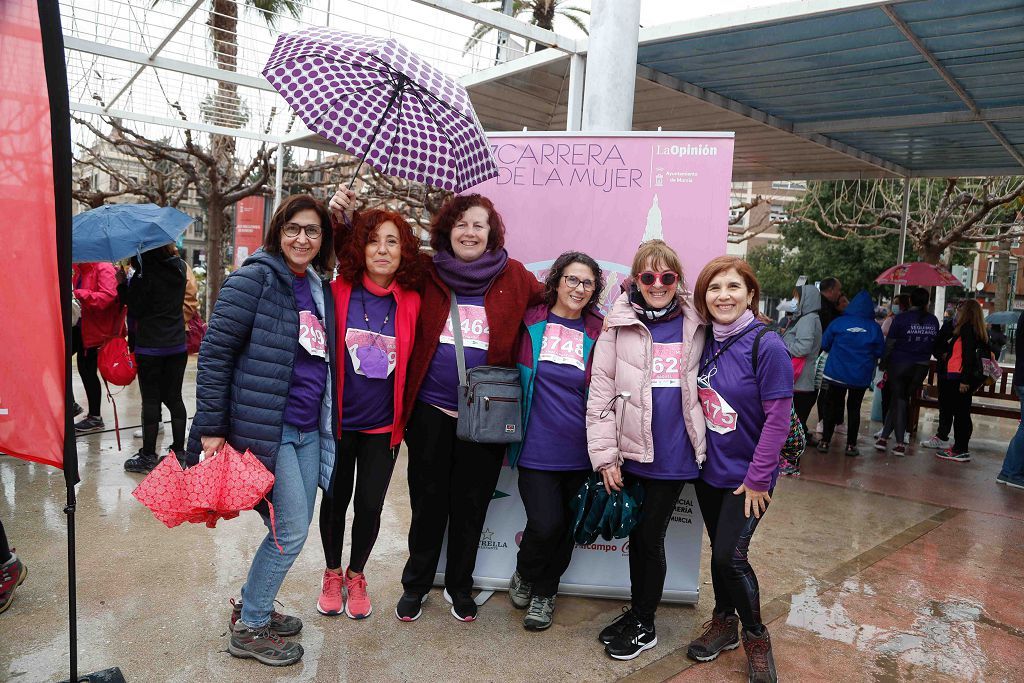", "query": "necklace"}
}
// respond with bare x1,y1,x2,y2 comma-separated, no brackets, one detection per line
356,286,396,380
